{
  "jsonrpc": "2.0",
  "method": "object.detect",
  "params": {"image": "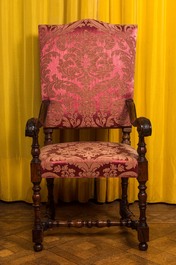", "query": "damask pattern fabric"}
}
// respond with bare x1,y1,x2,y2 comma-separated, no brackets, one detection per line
39,19,137,128
40,142,138,178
